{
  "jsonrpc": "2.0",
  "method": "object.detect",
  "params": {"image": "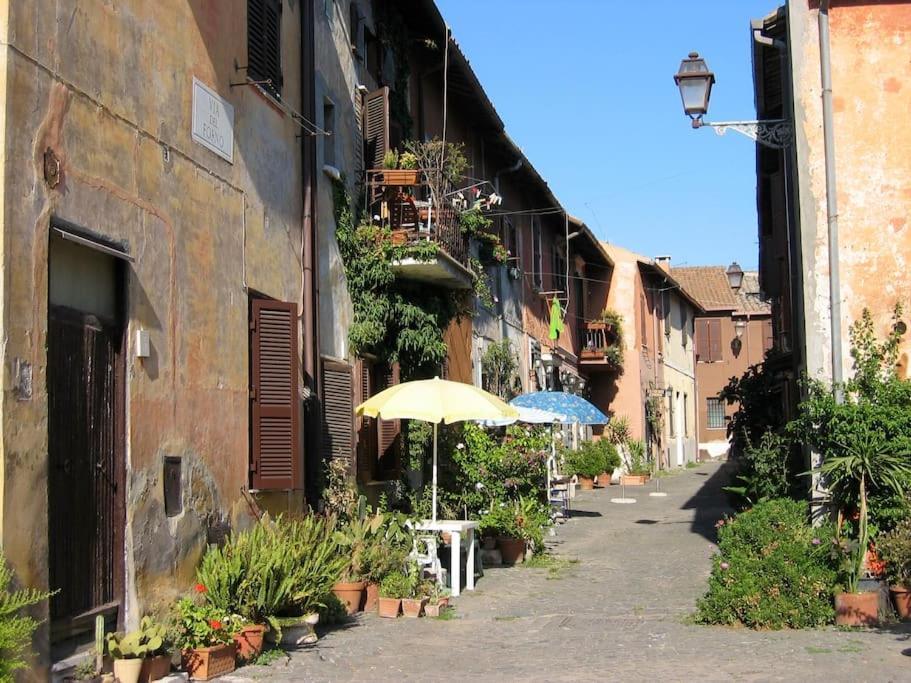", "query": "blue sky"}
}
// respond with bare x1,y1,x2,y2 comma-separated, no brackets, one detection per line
437,0,780,269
